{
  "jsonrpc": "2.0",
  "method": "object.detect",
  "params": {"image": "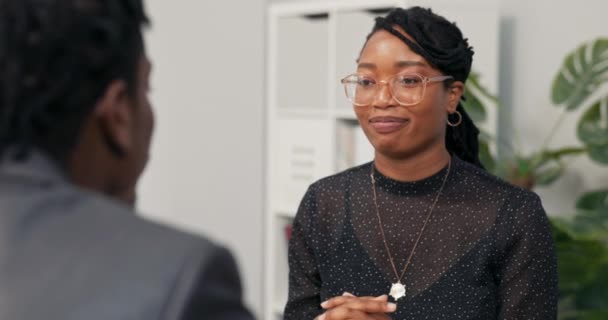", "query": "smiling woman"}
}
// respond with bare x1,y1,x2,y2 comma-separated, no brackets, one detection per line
284,6,558,320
